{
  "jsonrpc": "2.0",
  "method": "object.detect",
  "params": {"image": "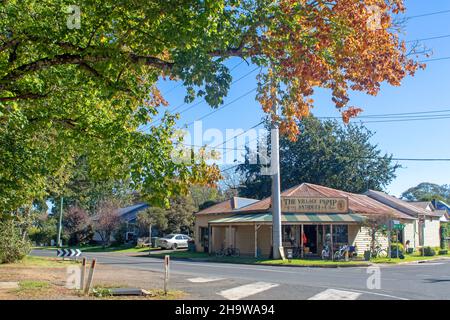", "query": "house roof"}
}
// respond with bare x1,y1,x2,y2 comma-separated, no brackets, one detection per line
433,210,449,222
366,190,441,218
199,183,413,220
408,201,433,211
433,200,450,212
195,197,259,215
118,203,149,222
